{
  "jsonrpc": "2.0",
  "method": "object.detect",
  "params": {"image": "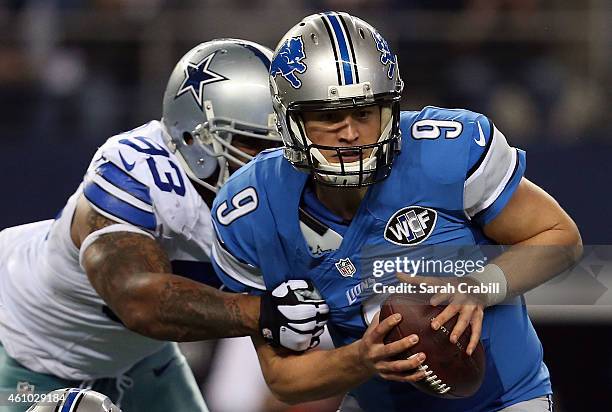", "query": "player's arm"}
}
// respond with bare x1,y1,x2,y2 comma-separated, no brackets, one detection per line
482,177,582,295
74,195,259,341
252,313,426,404
405,116,581,354
464,117,583,289
420,178,582,353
